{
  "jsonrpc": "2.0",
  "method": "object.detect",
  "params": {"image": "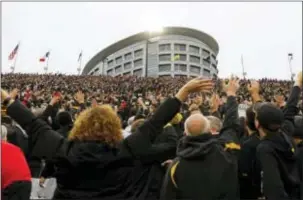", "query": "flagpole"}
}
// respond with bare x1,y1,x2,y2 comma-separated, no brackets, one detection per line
44,51,50,74
11,42,20,73
288,53,293,82
79,56,82,75
241,54,246,80
77,51,82,75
